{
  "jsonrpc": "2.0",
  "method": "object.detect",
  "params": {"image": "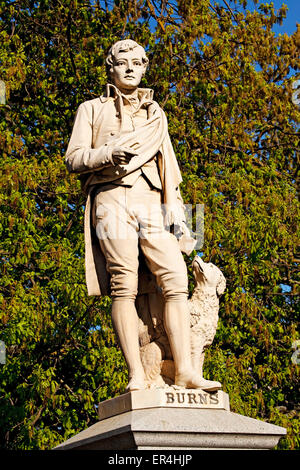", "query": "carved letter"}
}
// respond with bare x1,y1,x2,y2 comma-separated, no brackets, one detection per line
176,392,185,404
198,393,208,404
188,393,197,404
165,392,175,403
210,393,219,404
